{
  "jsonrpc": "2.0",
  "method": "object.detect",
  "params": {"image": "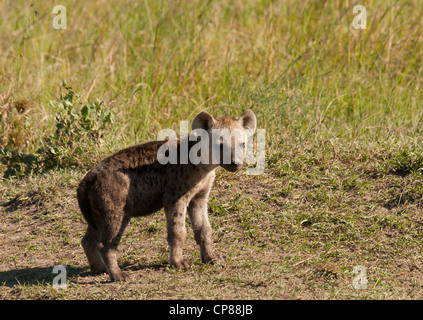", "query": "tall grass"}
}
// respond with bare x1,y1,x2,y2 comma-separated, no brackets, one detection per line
1,0,423,168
